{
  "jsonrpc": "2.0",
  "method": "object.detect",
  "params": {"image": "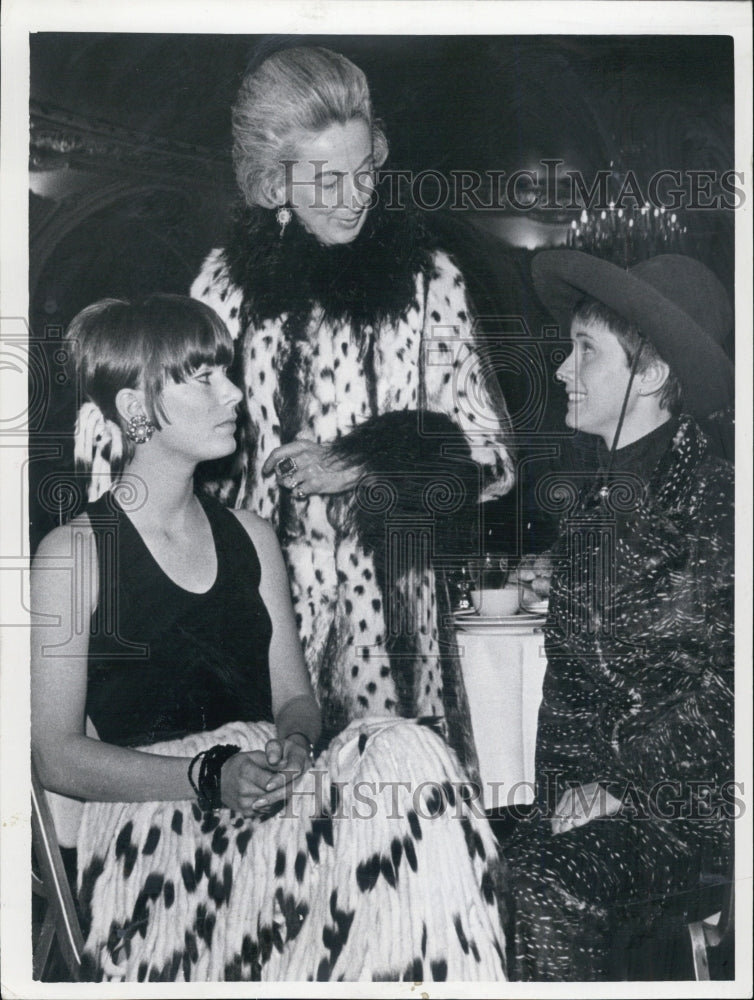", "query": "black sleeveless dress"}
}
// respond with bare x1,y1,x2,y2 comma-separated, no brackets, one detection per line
86,491,274,747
